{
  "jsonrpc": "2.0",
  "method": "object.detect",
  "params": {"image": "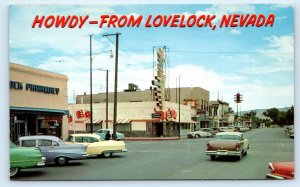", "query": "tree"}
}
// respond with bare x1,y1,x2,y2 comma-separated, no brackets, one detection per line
286,106,294,125
263,108,279,124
